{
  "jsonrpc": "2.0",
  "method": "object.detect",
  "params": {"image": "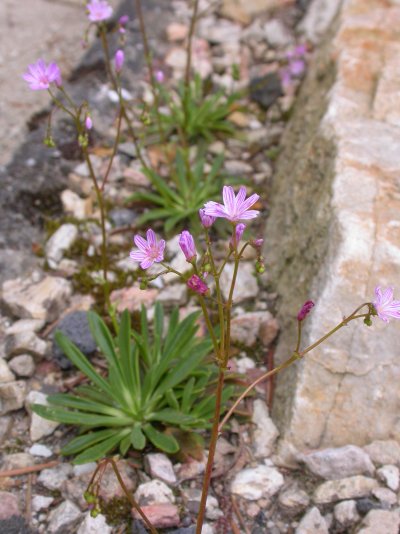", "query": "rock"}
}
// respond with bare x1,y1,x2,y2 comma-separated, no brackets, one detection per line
134,480,175,506
109,208,137,228
166,48,187,70
110,287,158,313
355,498,382,516
252,399,279,458
60,189,92,219
145,453,177,486
0,381,26,414
372,487,397,506
357,509,400,534
231,311,277,347
299,445,375,480
166,22,188,42
5,319,44,335
8,355,35,377
37,464,71,490
52,311,97,370
198,18,241,45
263,19,293,48
157,284,187,306
220,262,258,302
73,463,97,477
97,460,136,501
296,506,328,534
249,73,283,110
235,355,256,374
32,495,54,512
259,316,280,346
278,486,310,512
231,465,284,500
376,465,399,491
334,500,360,527
298,0,342,44
181,488,222,520
25,390,59,441
313,476,379,504
364,441,400,467
77,512,112,534
224,160,253,175
29,444,53,458
0,359,15,382
45,223,78,268
0,492,20,520
1,274,72,322
220,0,282,24
47,500,82,533
5,330,47,360
2,453,34,471
175,457,206,481
132,503,180,529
